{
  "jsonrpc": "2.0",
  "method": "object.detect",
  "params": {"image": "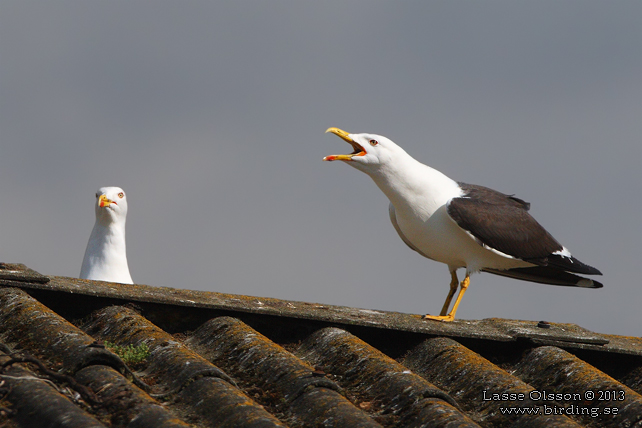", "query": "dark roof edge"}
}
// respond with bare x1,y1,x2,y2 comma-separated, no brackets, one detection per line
1,268,640,356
